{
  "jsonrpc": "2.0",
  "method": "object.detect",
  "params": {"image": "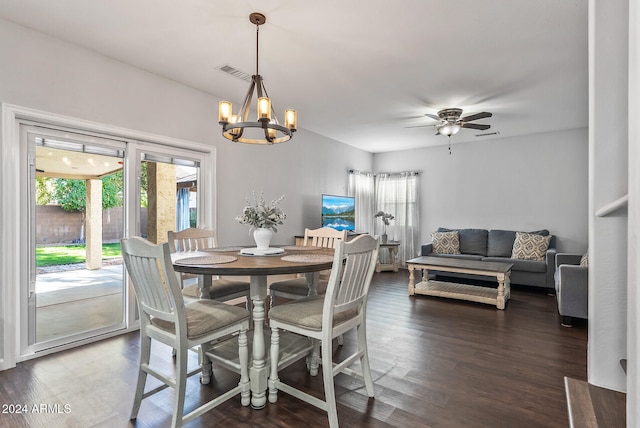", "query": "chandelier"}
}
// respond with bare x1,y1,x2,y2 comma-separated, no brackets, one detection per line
218,13,297,145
